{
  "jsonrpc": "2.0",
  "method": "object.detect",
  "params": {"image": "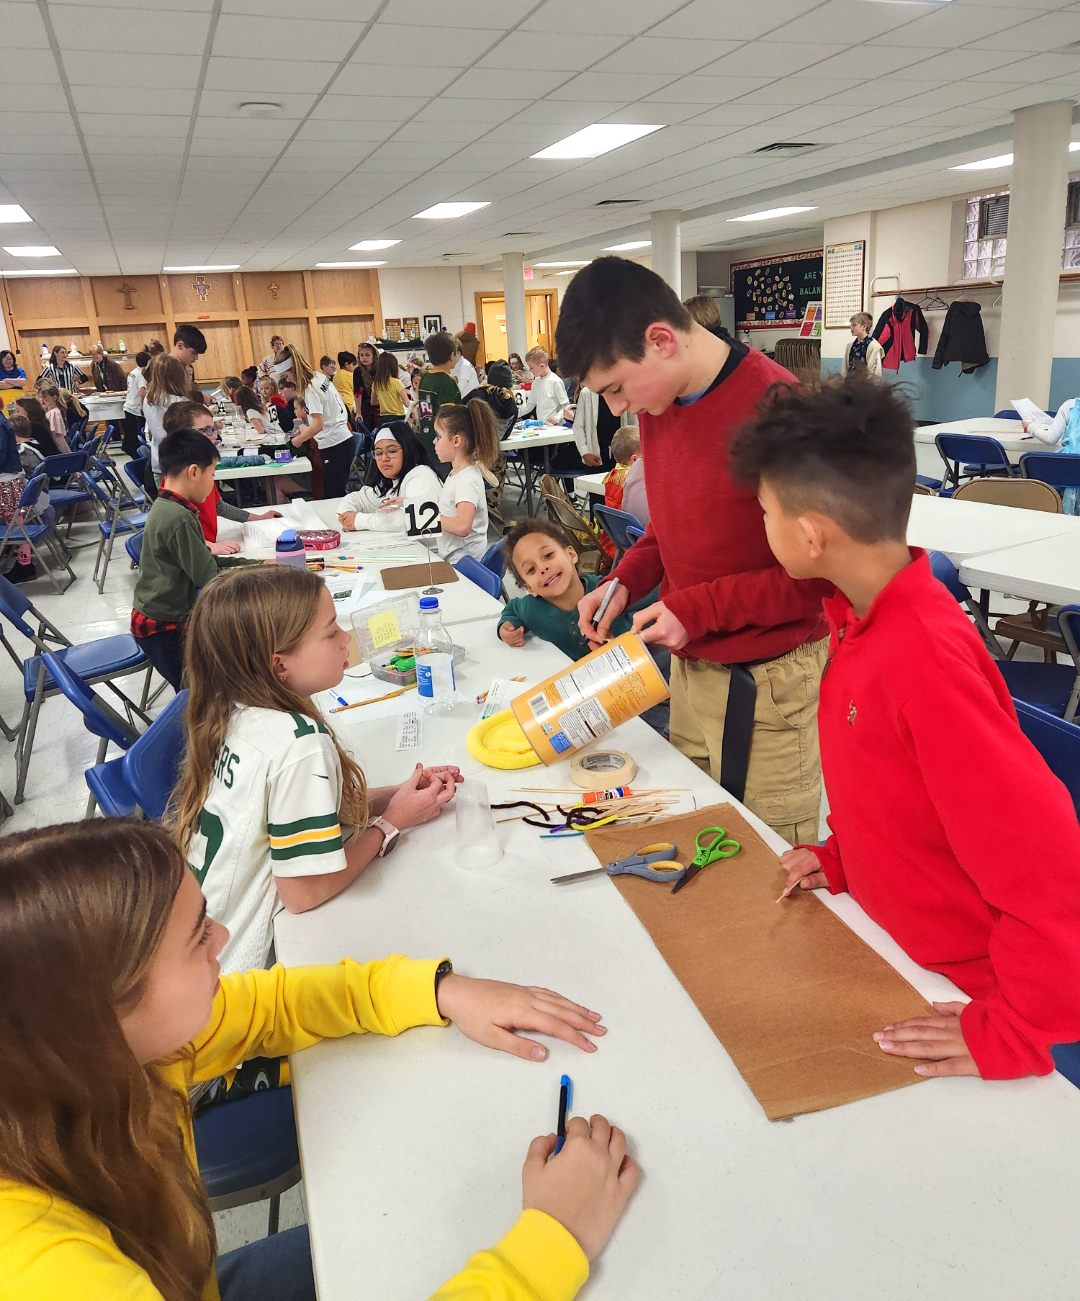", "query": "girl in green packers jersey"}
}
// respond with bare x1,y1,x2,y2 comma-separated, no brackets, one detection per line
171,565,461,975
